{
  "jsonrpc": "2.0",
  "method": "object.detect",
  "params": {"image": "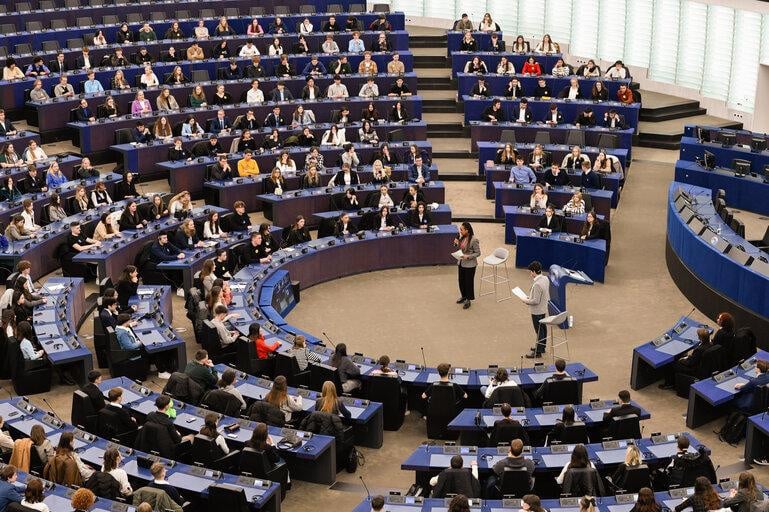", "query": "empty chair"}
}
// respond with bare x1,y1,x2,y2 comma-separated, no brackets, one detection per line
26,21,43,32
534,131,551,145
559,423,589,444
500,130,516,145
566,129,585,147
41,41,60,52
732,158,751,172
350,3,366,11
199,8,215,18
101,15,118,25
273,5,290,14
207,484,249,512
40,0,55,8
479,247,511,301
15,43,32,55
65,0,80,7
50,19,67,29
16,2,32,10
150,11,165,21
126,12,142,23
191,69,210,82
238,448,289,499
71,390,99,432
310,362,343,395
67,38,83,49
389,129,406,142
274,352,311,388
0,24,15,34
541,378,579,405
189,434,239,472
0,47,7,58
497,468,531,498
224,7,239,17
177,10,190,19
299,4,316,13
250,6,265,15
367,375,407,431
89,0,103,5
372,3,390,12
598,133,618,148
327,3,343,12
76,17,93,27
731,327,757,366
115,129,133,145
607,414,641,440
